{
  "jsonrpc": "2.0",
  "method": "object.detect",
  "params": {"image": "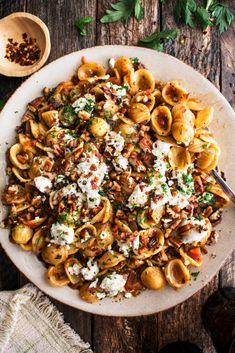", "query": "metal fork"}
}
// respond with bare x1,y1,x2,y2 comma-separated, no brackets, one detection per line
211,169,235,204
